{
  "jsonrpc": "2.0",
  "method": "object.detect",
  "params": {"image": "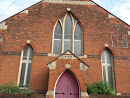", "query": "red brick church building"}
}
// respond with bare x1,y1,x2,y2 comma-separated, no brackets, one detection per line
0,0,130,98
